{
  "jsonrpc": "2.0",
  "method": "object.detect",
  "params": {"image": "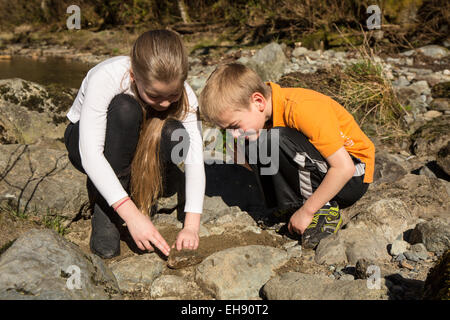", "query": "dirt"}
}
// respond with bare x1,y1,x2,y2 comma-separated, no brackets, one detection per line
0,209,44,254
